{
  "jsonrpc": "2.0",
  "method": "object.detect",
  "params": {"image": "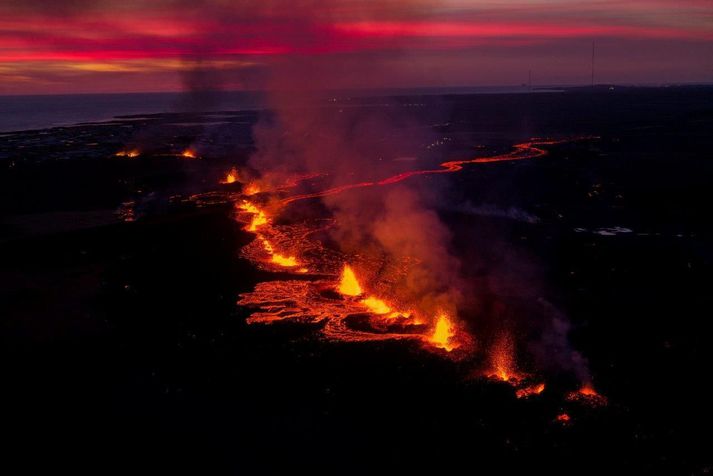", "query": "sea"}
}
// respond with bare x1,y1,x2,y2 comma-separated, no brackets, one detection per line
0,86,544,133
